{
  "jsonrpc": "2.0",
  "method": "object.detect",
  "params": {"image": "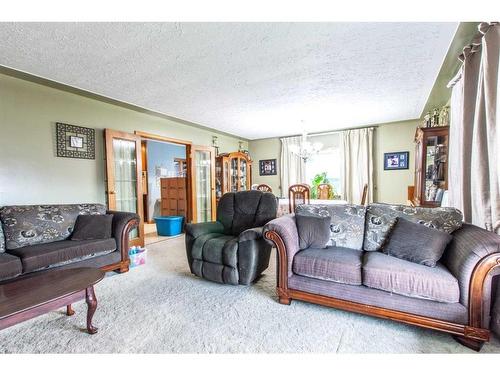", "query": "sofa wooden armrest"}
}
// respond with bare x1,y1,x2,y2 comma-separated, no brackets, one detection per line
105,210,140,273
